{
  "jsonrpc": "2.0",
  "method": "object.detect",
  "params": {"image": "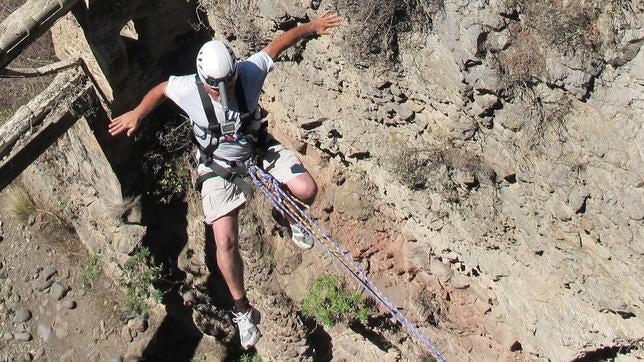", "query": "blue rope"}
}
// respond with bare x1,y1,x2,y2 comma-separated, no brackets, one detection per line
248,165,447,361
